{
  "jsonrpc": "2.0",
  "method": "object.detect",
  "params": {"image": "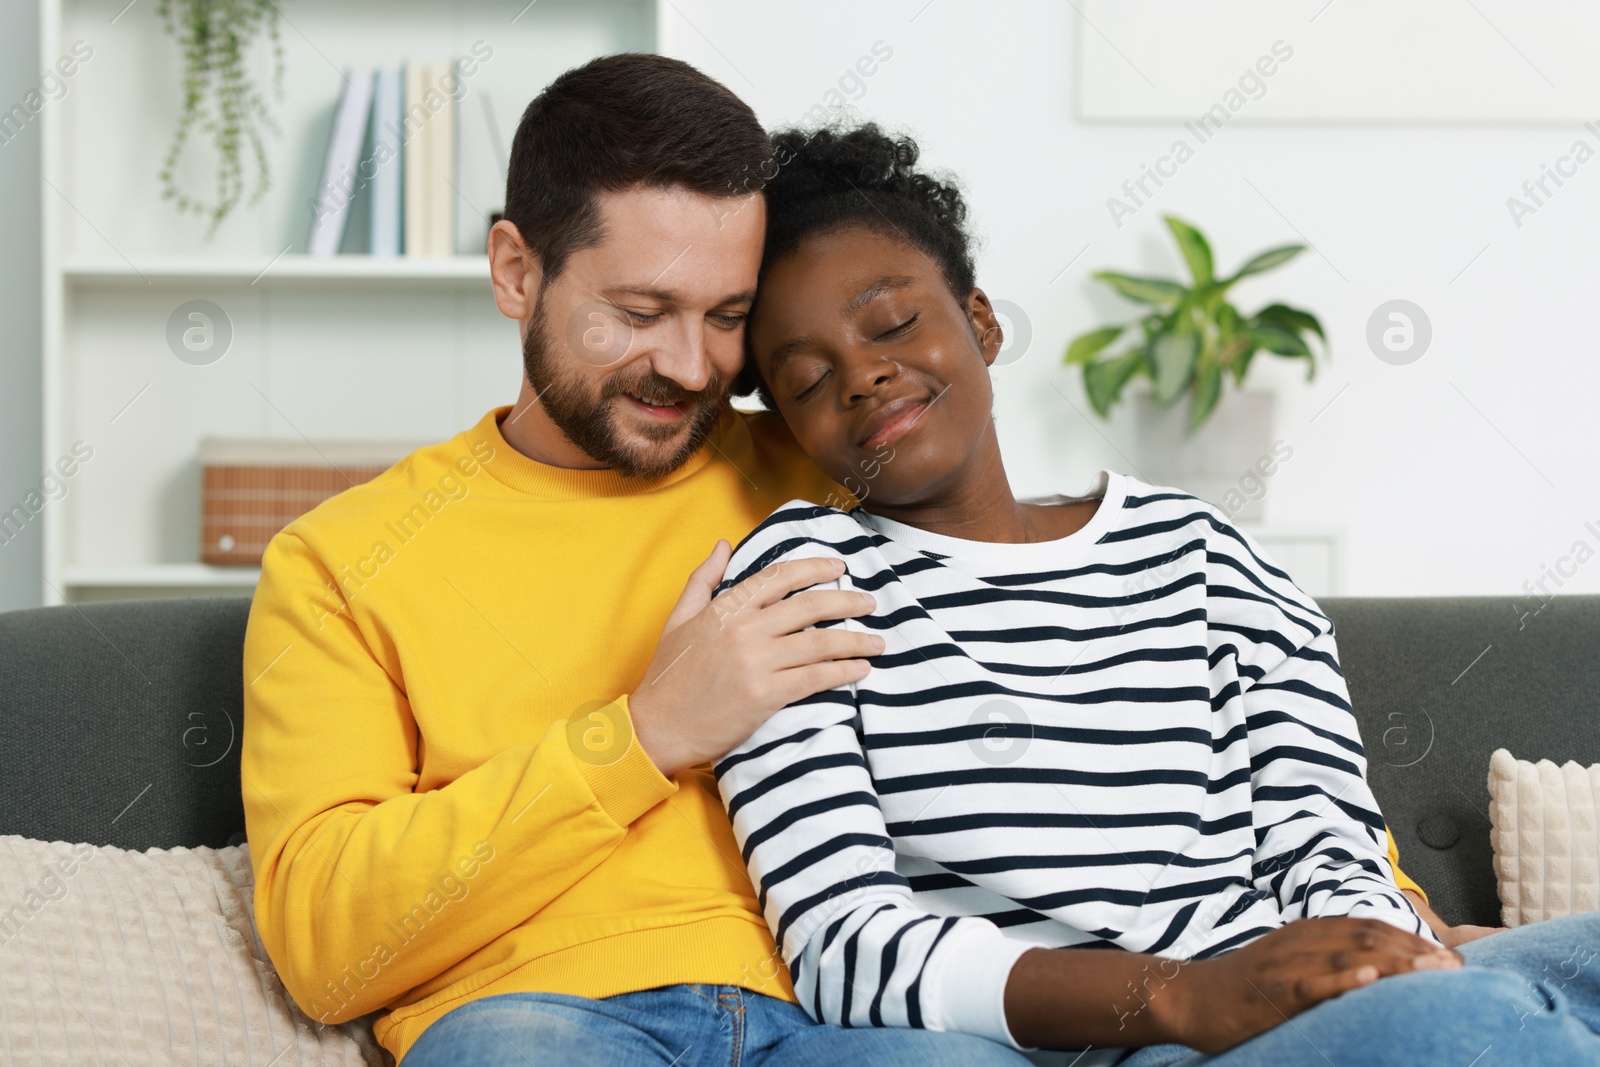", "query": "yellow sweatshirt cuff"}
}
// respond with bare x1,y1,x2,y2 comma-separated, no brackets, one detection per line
572,694,678,827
